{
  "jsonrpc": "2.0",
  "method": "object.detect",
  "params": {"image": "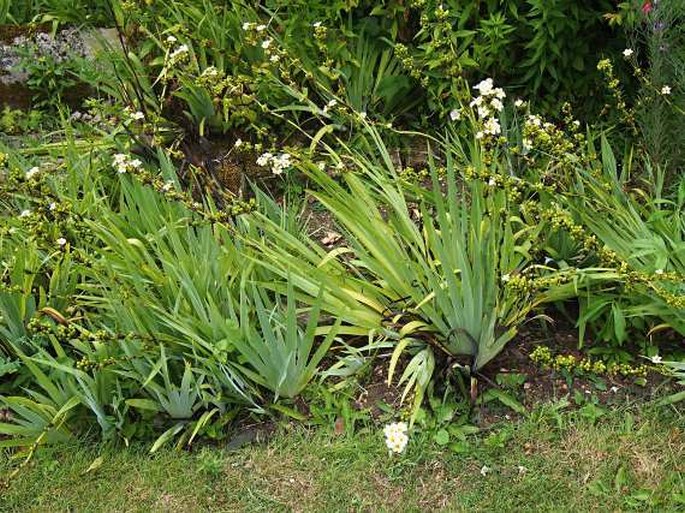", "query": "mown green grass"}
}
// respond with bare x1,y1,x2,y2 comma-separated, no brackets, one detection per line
2,402,684,512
